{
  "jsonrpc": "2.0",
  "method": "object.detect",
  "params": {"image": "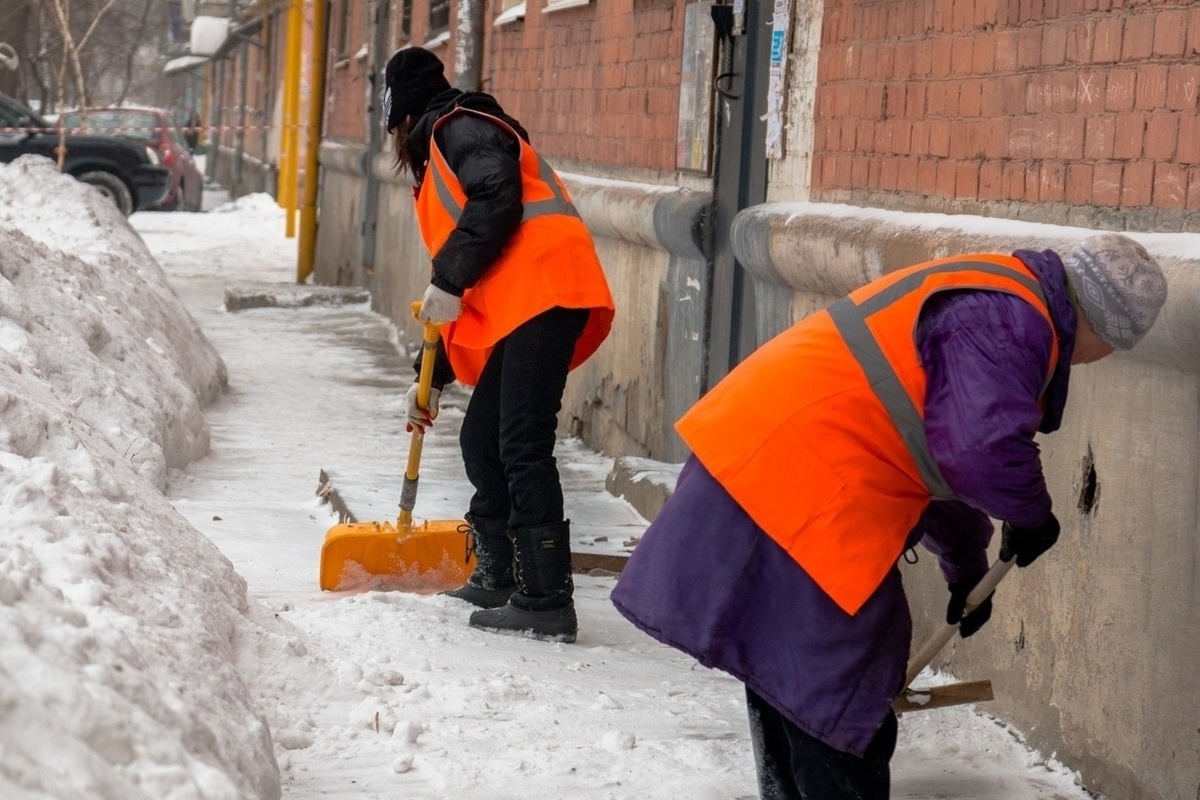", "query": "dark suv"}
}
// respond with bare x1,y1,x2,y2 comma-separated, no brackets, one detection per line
0,92,171,216
59,107,203,212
